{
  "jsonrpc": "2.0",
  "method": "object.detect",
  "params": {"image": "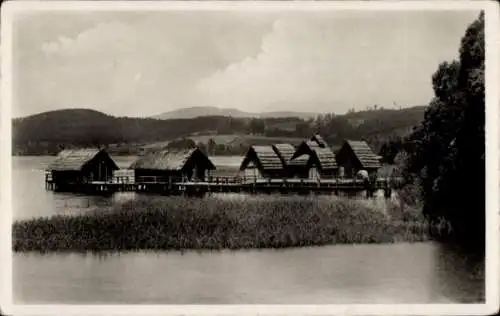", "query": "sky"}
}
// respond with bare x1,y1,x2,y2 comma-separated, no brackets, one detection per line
11,9,480,118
